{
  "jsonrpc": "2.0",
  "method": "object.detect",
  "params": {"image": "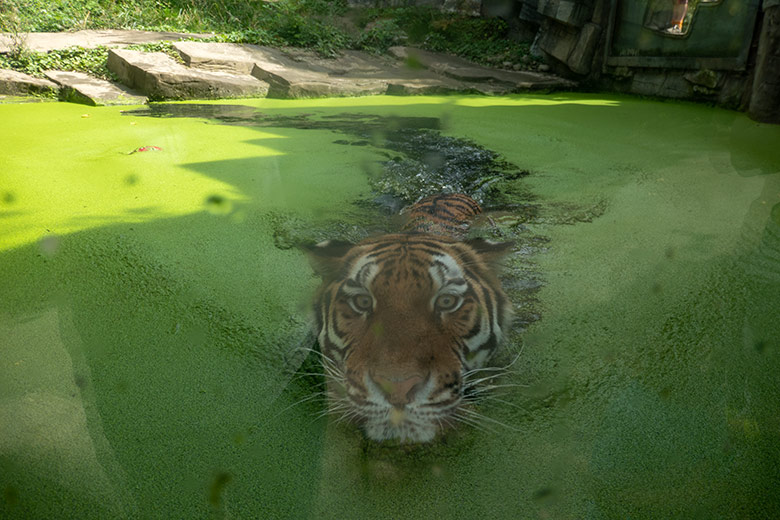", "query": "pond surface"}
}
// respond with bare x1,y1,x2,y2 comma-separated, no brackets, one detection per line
1,94,779,519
